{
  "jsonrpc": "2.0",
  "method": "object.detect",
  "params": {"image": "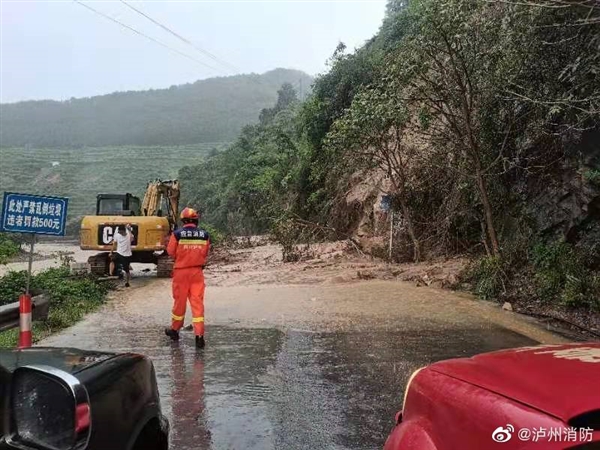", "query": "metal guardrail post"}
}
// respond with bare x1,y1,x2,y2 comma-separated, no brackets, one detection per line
0,295,50,336
0,303,20,333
